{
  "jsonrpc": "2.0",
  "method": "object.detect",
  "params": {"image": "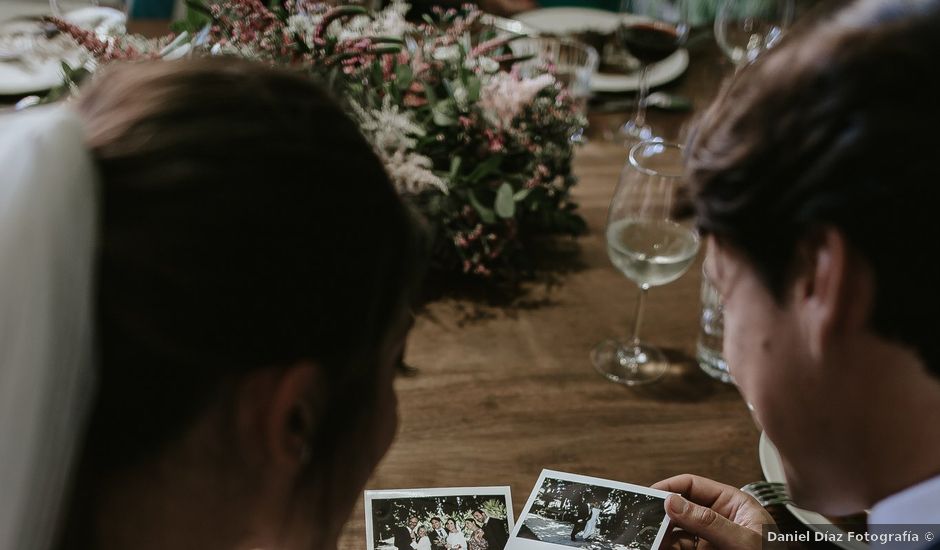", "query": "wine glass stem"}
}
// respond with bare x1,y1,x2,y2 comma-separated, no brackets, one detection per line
631,64,651,130
629,284,650,348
